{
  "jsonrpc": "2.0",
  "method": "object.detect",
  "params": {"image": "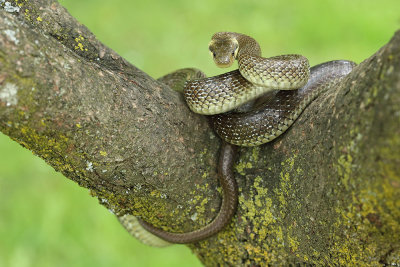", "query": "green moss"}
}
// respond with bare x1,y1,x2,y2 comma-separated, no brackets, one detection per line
336,153,353,189
330,128,400,265
93,167,220,237
199,151,306,265
235,160,253,176
274,153,298,212
14,122,87,175
251,146,260,162
197,149,311,265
